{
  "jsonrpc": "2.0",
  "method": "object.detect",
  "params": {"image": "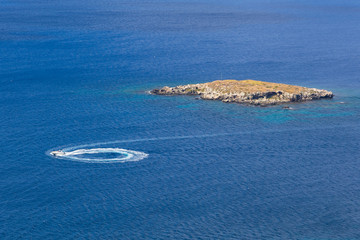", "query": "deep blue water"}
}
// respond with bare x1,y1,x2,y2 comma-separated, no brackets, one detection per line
1,0,360,239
